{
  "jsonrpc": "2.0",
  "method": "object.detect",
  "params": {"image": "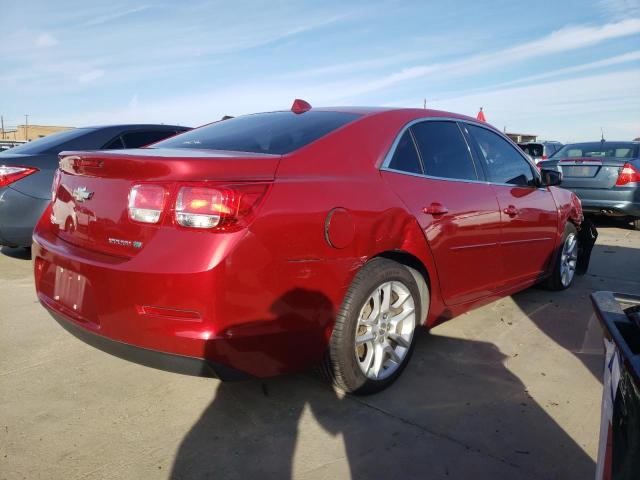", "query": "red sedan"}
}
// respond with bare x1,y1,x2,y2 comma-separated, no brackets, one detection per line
32,102,596,394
